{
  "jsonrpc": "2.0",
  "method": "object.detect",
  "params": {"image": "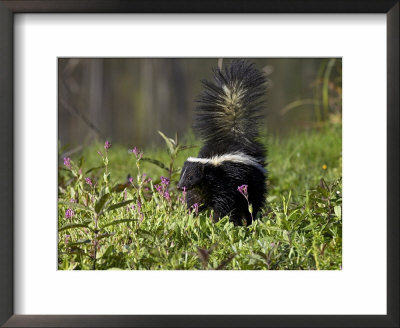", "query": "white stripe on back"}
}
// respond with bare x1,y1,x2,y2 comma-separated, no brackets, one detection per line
187,152,266,174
